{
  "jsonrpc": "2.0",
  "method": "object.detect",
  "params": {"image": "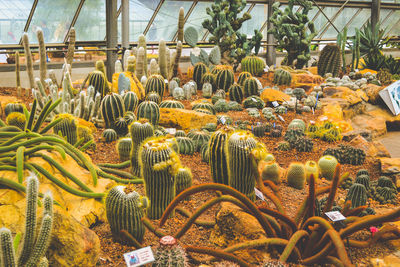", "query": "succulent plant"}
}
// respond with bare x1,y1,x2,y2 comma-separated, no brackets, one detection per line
252,124,265,137
229,83,244,103
187,130,210,152
122,91,139,112
242,96,265,109
130,120,154,176
241,56,265,76
216,69,234,92
175,167,193,196
318,155,338,181
276,141,290,151
287,162,306,189
243,77,259,97
346,183,367,208
200,143,210,163
152,236,187,267
273,69,292,85
193,62,208,88
160,100,185,109
192,102,216,115
176,137,195,155
6,112,26,130
237,72,252,87
116,138,132,161
102,128,118,143
284,128,305,147
261,160,281,184
295,137,313,152
137,101,160,126
318,44,341,77
305,160,319,184
101,93,125,129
